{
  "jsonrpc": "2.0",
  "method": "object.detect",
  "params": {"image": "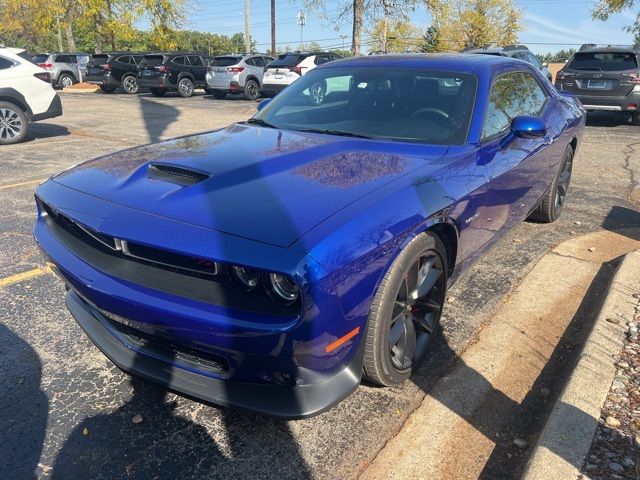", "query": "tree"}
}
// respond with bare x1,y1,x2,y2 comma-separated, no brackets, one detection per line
421,26,440,52
422,0,522,51
369,19,423,52
593,0,640,42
